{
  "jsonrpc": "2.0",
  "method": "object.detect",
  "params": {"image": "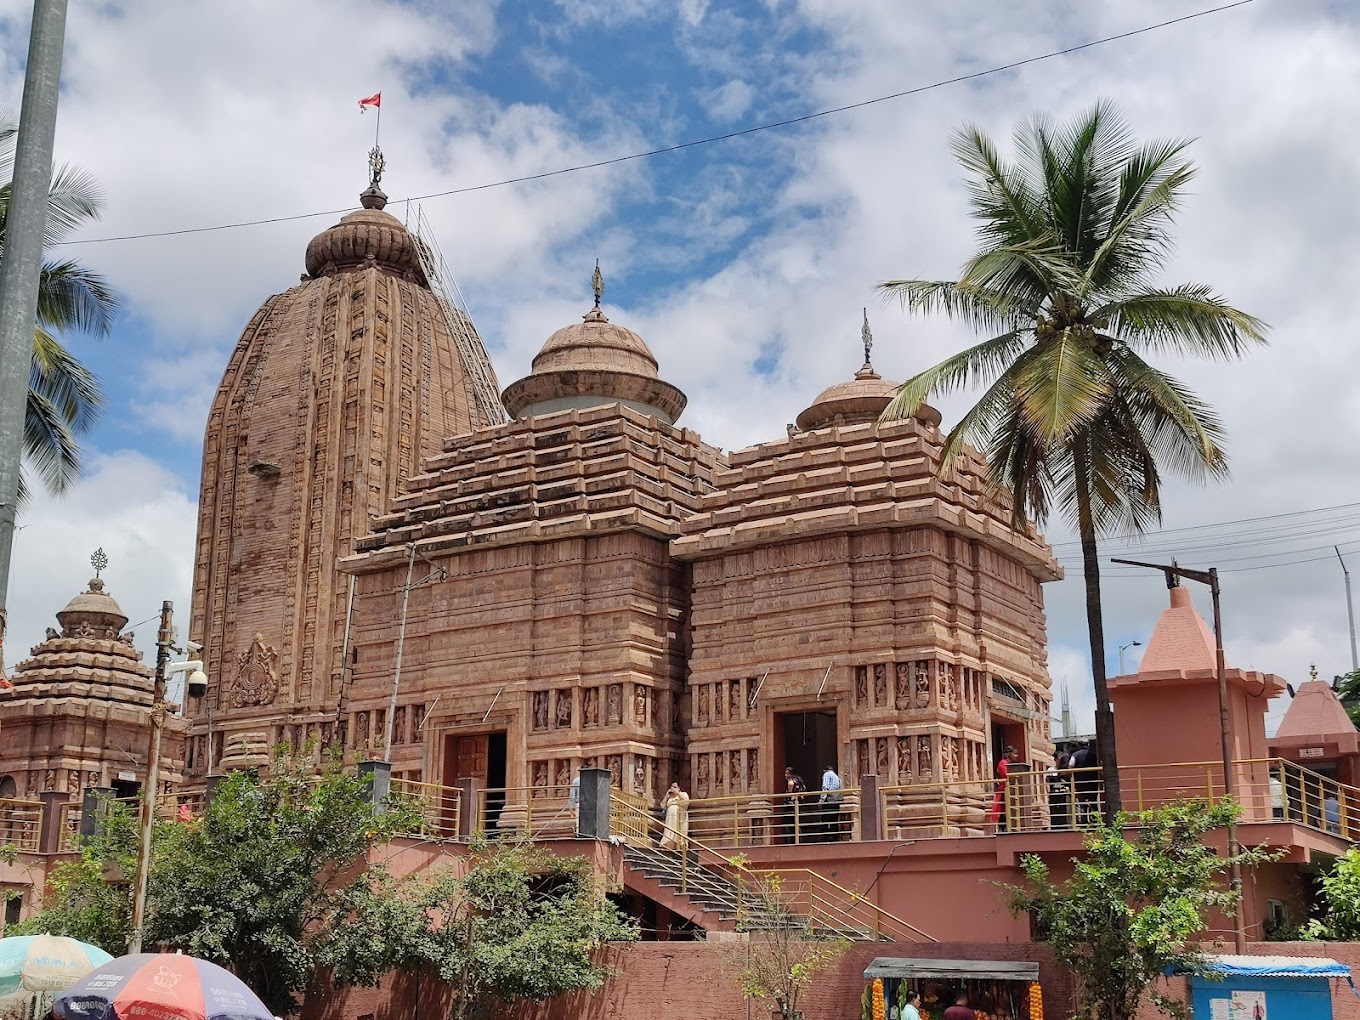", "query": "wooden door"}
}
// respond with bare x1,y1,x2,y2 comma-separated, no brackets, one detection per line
448,734,489,782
